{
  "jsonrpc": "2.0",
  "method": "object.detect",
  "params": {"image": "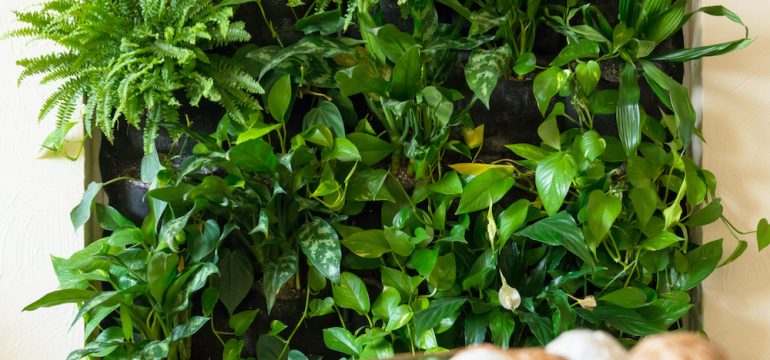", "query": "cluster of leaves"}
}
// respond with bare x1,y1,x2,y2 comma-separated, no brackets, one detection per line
9,0,261,153
19,0,770,359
